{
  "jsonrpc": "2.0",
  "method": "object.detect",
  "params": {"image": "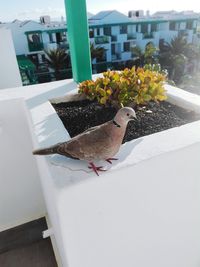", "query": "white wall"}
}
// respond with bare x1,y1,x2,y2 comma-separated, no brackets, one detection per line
0,98,45,231
118,33,128,42
59,142,200,267
0,28,22,89
111,26,120,35
121,51,132,60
